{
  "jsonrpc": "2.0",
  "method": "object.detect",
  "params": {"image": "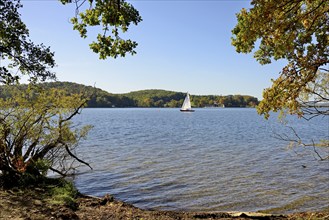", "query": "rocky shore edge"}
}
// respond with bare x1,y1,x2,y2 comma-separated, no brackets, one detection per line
0,185,328,220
